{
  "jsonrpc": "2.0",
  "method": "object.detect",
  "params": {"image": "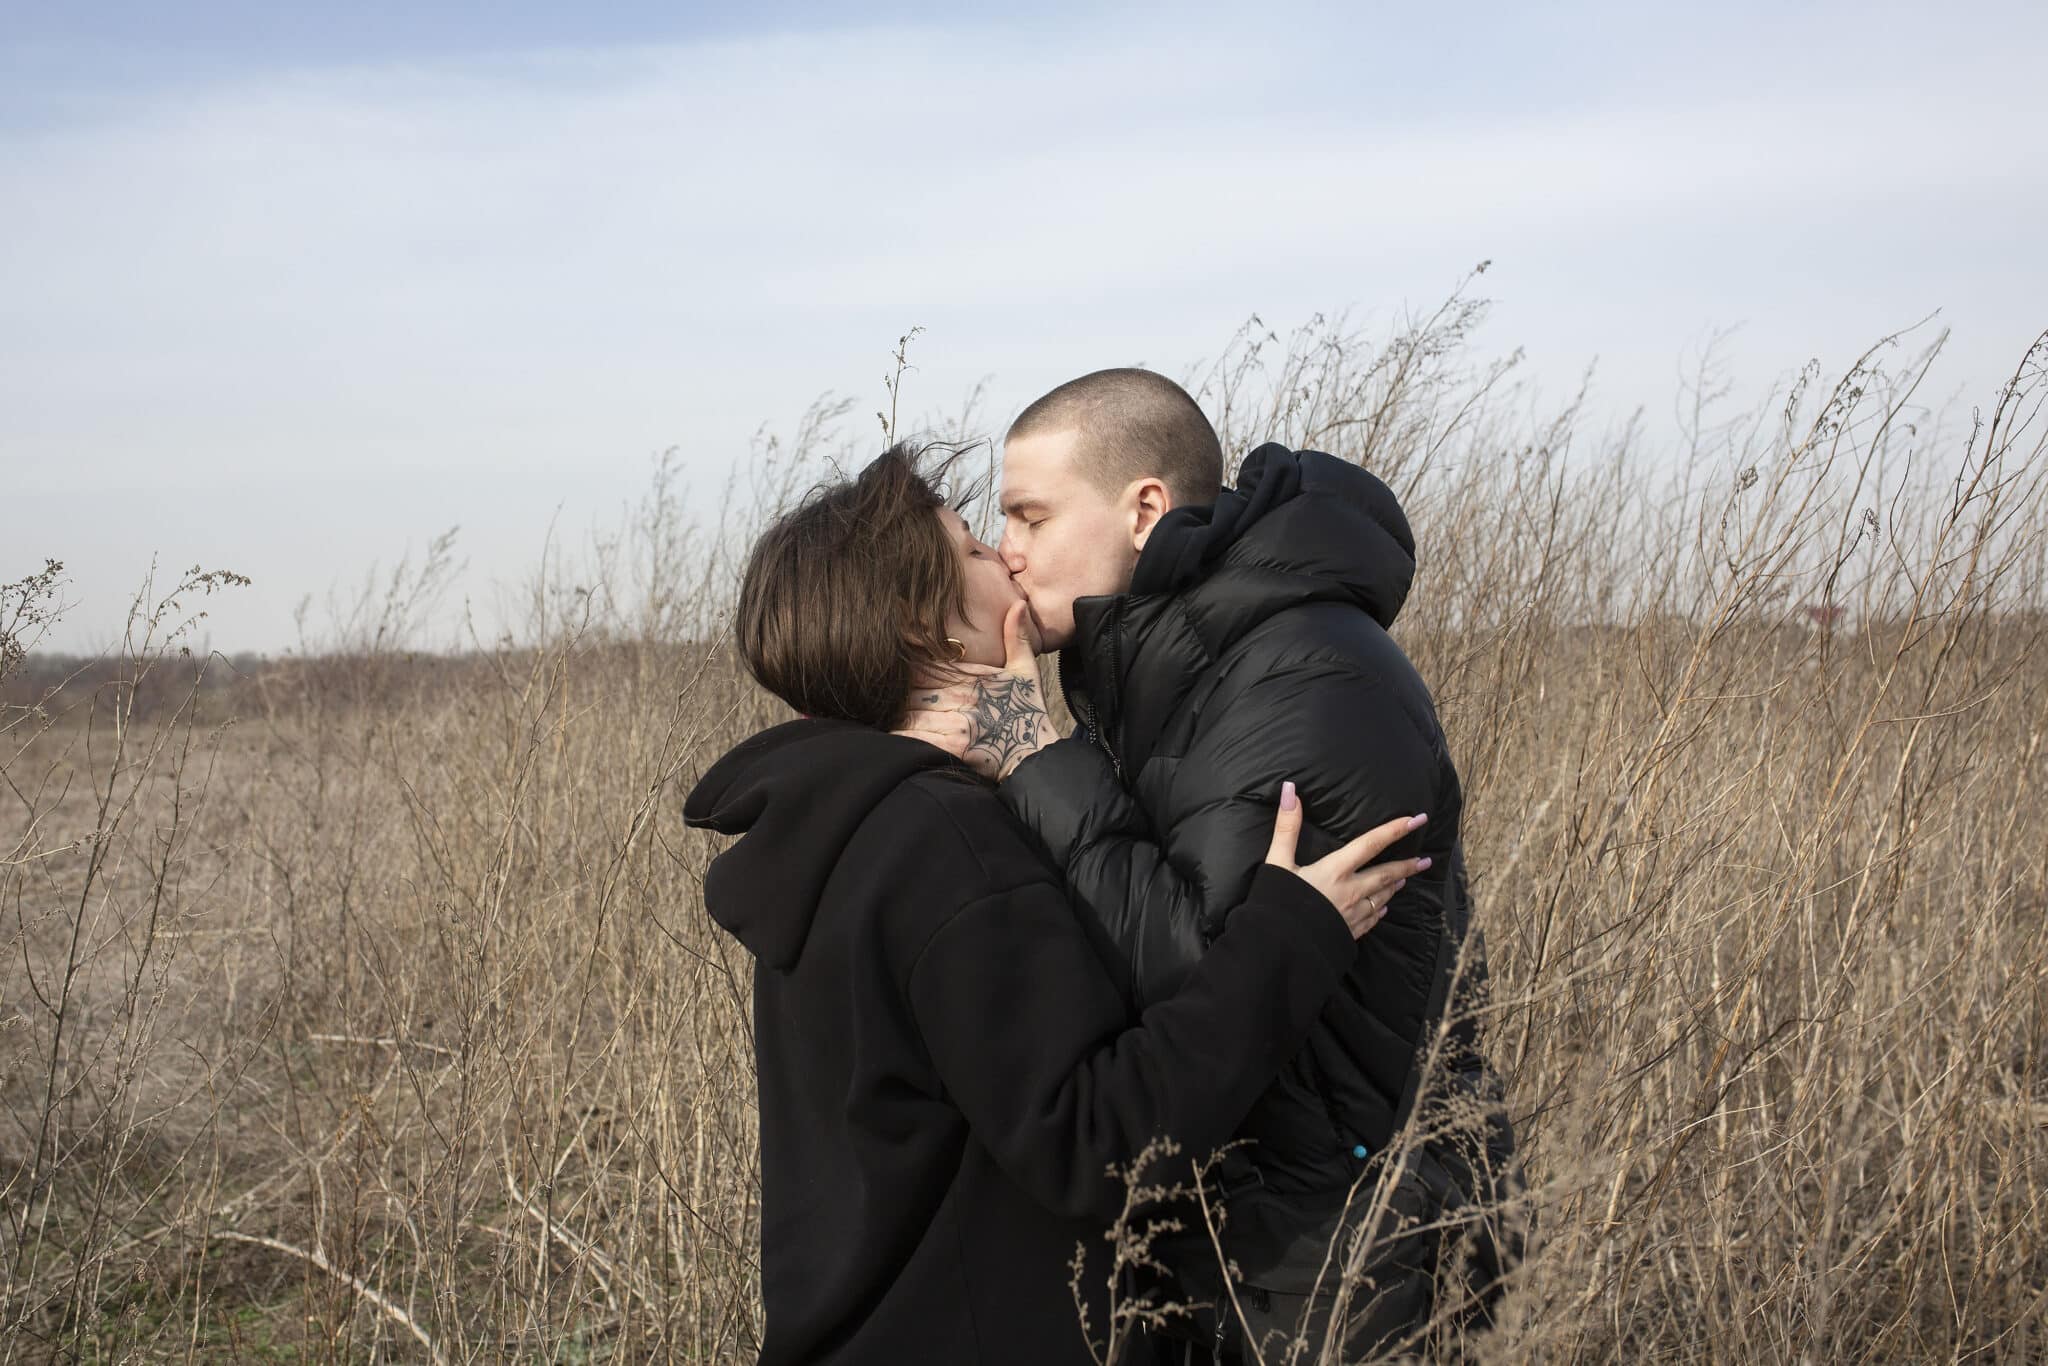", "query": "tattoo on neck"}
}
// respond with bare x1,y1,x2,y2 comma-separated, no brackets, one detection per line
965,676,1046,774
